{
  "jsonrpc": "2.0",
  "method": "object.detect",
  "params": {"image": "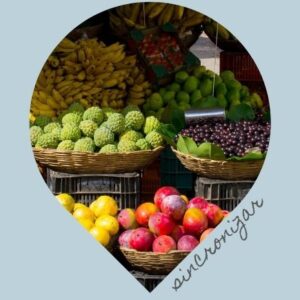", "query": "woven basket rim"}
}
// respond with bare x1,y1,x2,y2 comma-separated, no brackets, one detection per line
120,246,190,256
33,146,164,156
171,147,265,164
